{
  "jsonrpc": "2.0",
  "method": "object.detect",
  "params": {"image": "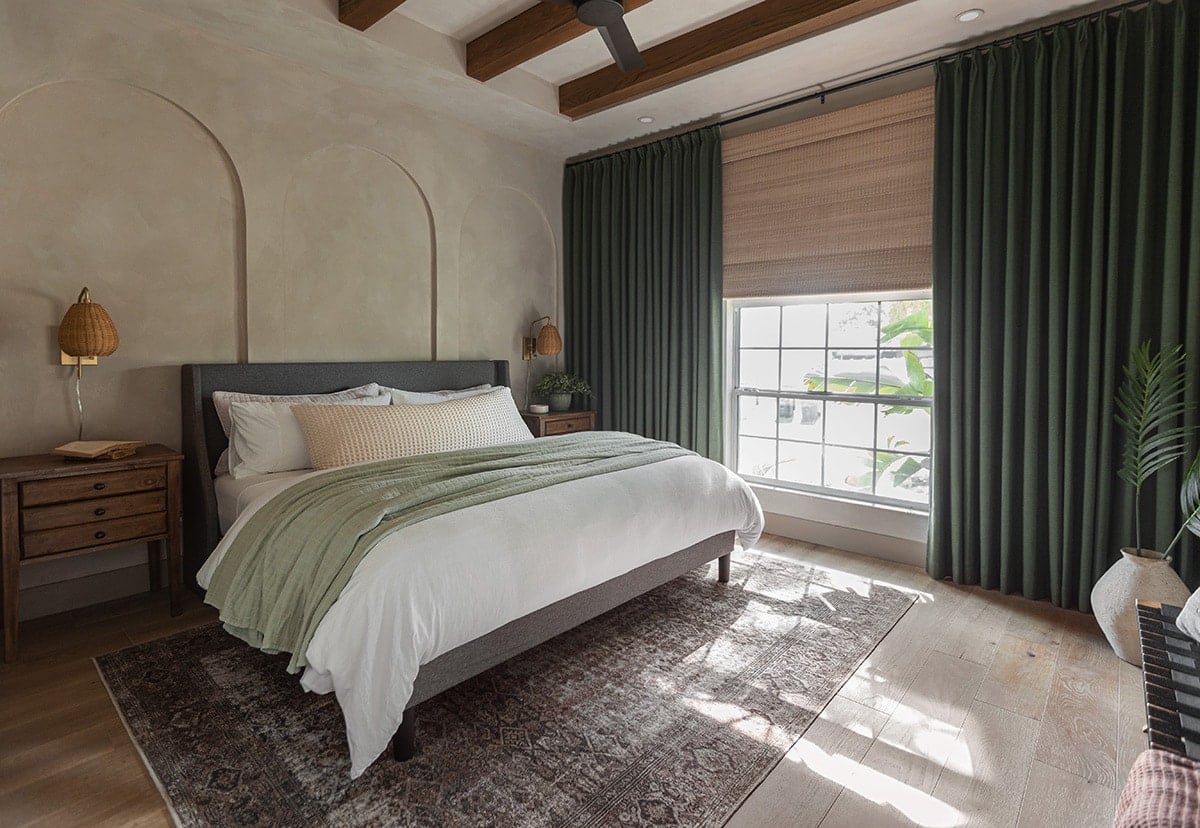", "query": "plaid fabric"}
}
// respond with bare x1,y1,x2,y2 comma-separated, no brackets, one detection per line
1116,749,1200,827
